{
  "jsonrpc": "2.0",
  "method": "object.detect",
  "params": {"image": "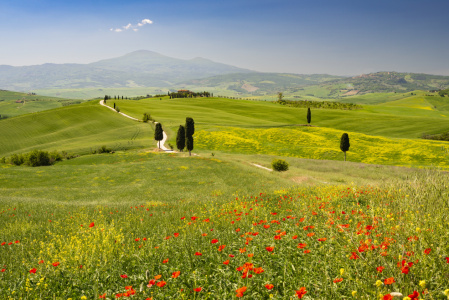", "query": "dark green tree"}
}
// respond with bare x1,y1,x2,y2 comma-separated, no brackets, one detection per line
307,107,311,125
154,123,164,149
185,117,195,156
176,125,186,152
340,133,350,161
